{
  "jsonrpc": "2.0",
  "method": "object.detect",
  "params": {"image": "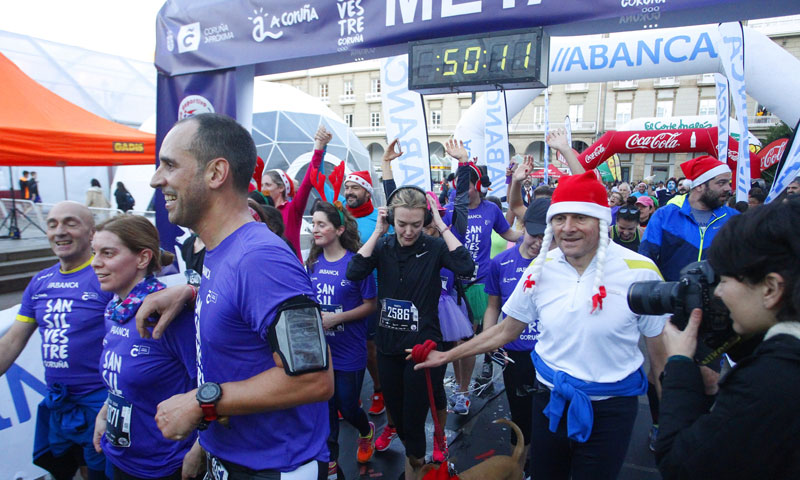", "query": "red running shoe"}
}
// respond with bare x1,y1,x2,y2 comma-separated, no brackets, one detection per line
368,391,385,415
375,425,397,452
